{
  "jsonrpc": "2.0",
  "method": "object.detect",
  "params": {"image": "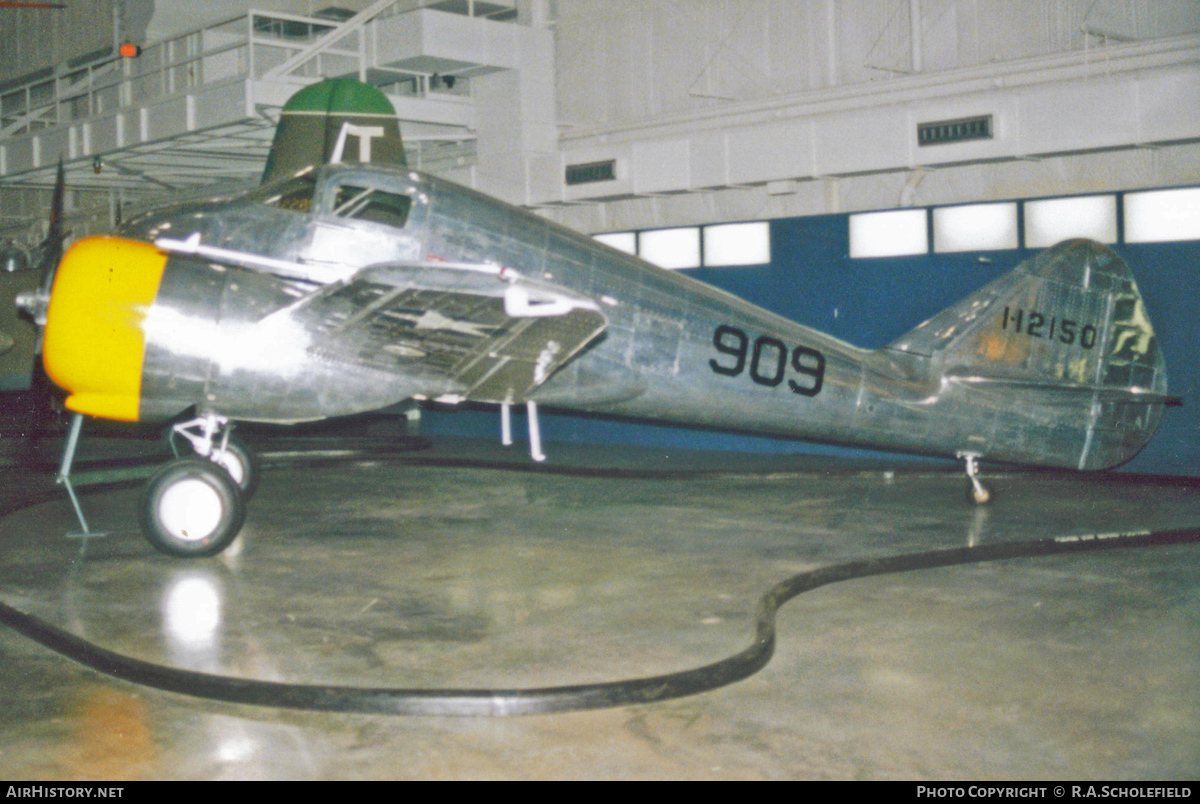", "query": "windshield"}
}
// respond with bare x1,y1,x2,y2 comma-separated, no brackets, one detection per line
332,184,412,229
